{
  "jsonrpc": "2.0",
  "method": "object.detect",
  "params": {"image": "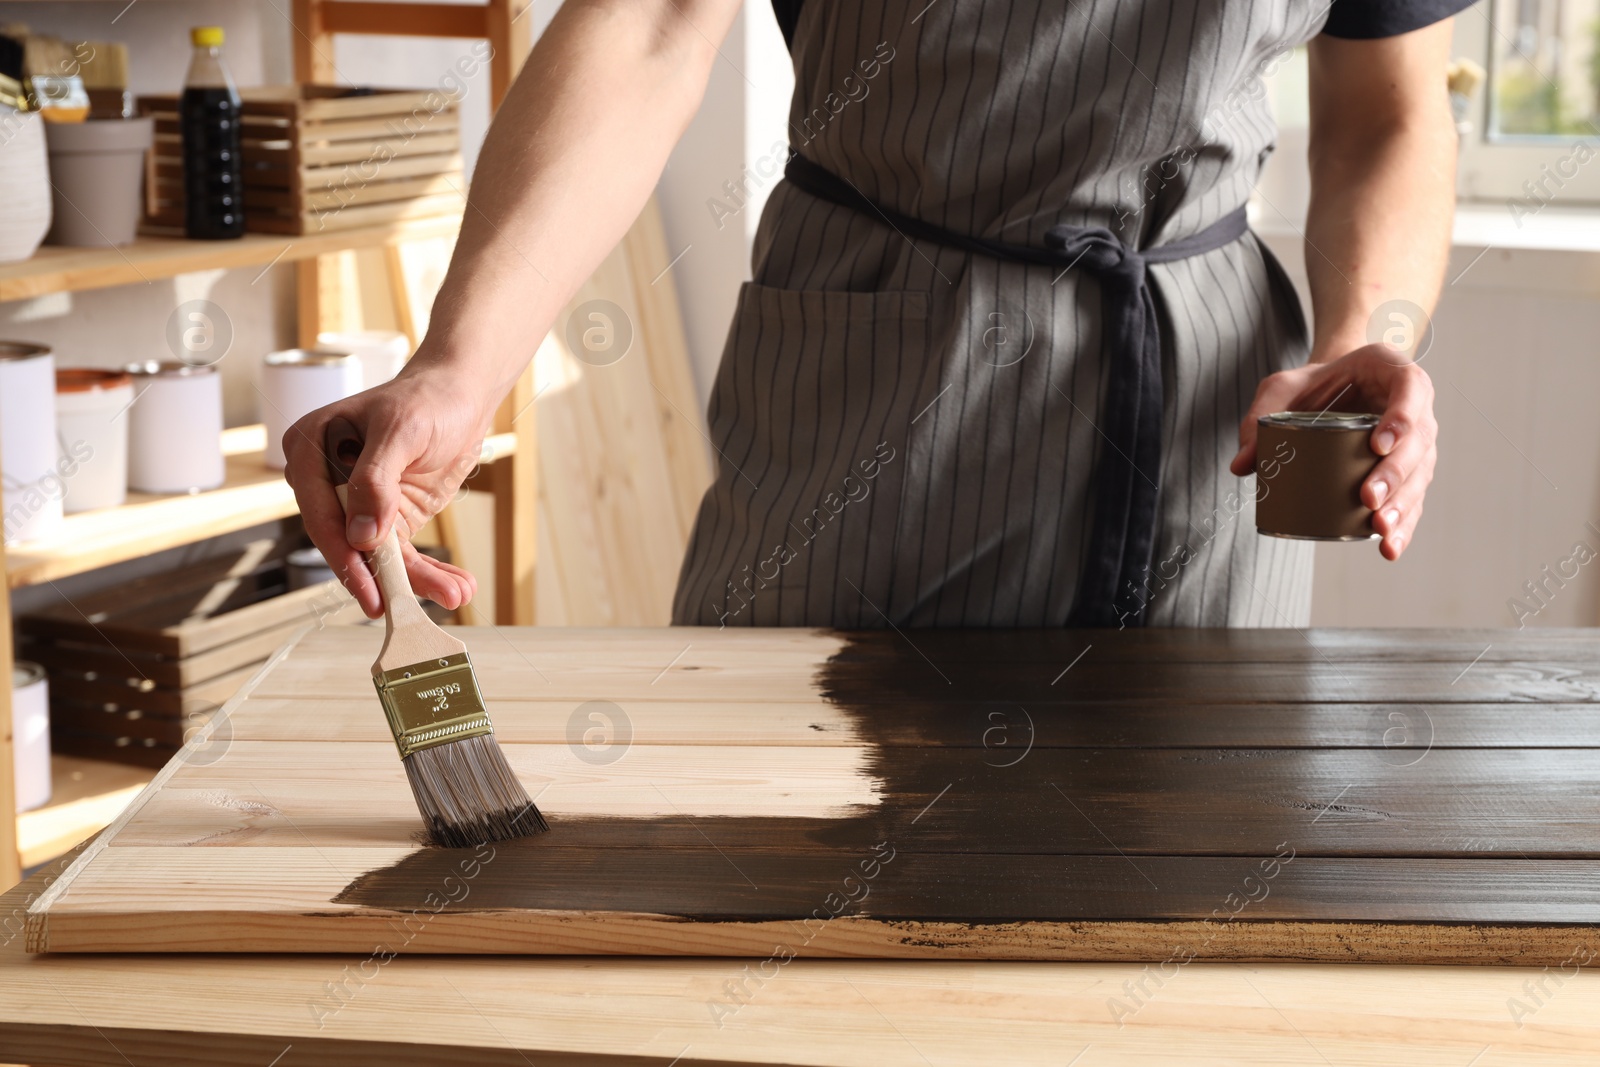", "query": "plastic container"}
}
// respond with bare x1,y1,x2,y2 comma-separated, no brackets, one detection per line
0,112,52,262
0,342,63,545
317,330,409,390
12,661,51,813
260,348,363,470
44,117,156,247
56,368,134,512
125,361,225,493
181,26,244,239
